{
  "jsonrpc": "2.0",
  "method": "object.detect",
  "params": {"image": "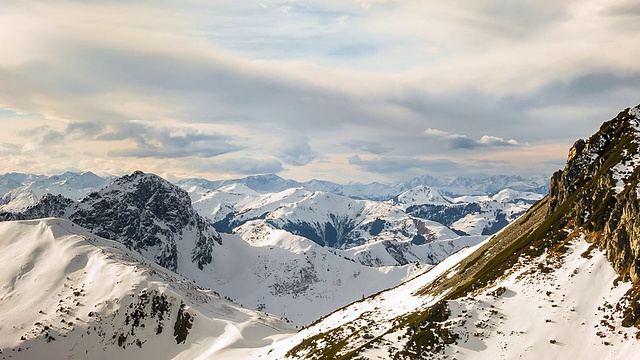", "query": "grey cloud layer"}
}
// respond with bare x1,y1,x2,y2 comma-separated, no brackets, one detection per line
1,0,639,181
